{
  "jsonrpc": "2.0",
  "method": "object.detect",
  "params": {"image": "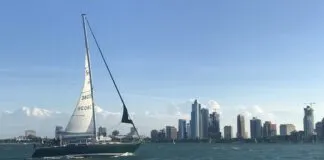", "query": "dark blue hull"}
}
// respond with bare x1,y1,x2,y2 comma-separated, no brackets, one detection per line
32,142,141,158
